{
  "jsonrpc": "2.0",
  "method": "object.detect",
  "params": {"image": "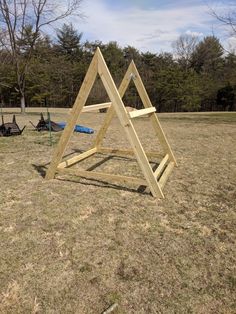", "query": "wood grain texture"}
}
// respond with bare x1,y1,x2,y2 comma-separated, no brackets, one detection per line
57,148,97,169
129,107,156,119
45,50,98,179
46,47,176,198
